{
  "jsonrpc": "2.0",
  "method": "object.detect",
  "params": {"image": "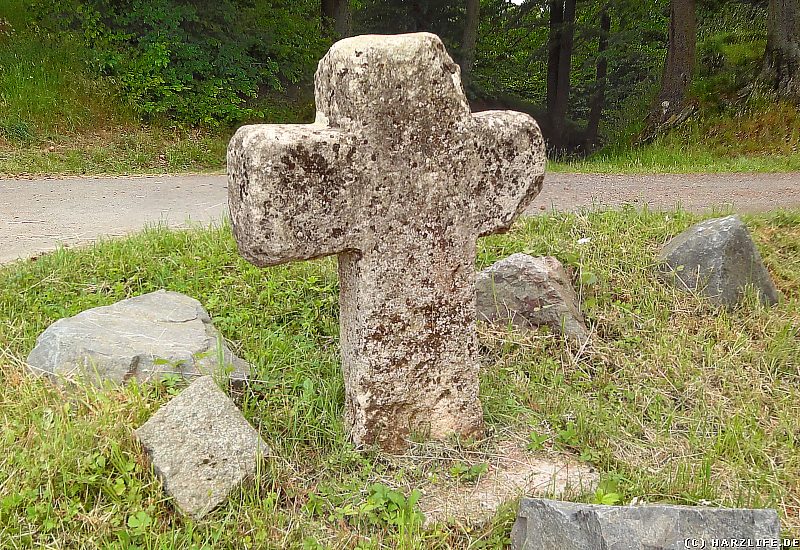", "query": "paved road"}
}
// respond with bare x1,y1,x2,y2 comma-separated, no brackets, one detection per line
2,172,799,264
